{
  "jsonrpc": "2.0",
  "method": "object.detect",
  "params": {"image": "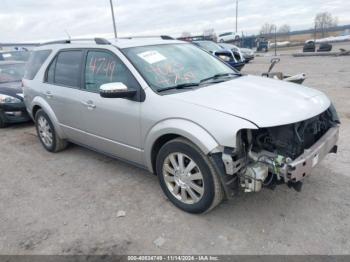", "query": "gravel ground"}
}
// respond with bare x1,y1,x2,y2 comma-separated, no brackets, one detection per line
0,51,350,255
